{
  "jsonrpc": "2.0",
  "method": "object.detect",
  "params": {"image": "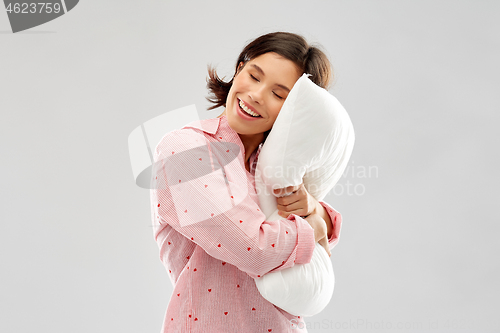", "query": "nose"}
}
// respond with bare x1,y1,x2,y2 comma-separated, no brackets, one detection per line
248,85,265,105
